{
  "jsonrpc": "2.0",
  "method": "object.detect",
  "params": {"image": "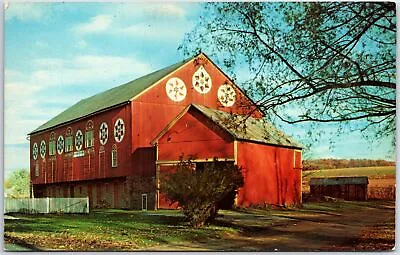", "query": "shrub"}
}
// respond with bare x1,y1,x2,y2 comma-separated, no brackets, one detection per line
160,157,244,228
